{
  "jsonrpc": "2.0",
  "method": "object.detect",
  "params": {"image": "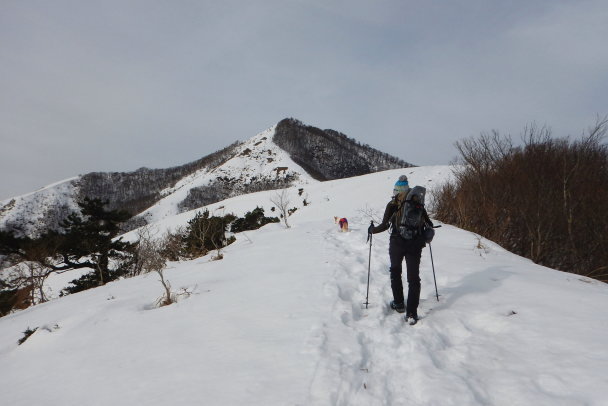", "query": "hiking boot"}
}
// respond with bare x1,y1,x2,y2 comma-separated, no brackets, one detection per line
390,300,406,313
406,313,419,325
